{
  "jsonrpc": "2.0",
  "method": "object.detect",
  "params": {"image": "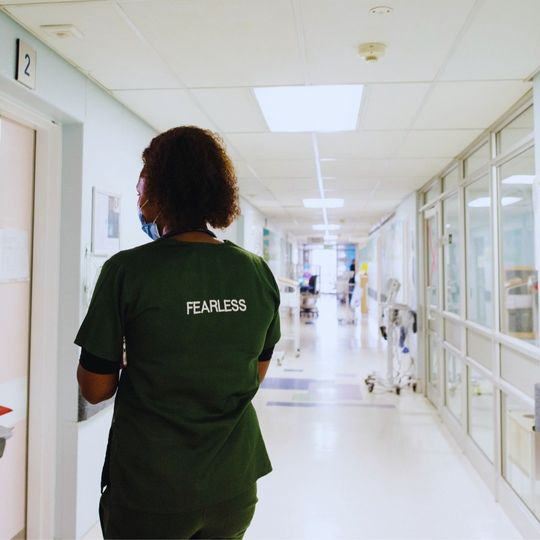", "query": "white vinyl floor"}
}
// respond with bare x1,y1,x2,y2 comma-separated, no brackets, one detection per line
83,294,523,540
247,295,522,540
